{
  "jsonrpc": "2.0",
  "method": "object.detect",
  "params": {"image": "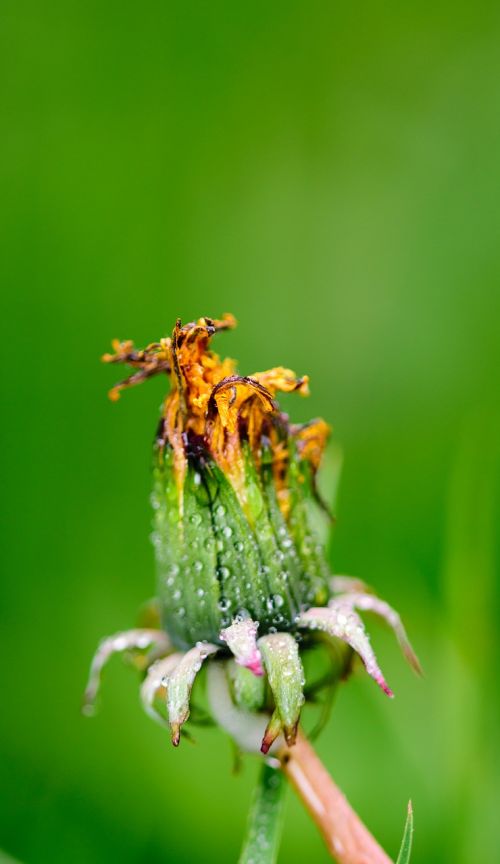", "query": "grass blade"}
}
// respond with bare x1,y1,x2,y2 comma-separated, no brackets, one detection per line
396,801,414,864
